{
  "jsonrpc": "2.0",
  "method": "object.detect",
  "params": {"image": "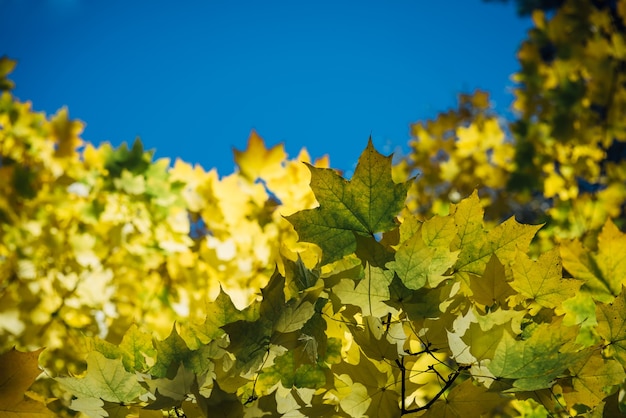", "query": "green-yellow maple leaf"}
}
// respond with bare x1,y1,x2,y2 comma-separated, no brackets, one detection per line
350,316,402,362
510,248,582,311
57,352,145,404
333,263,395,317
194,381,244,418
423,379,507,418
596,286,626,364
191,286,259,342
93,324,156,373
287,139,411,265
334,355,399,418
452,192,541,287
150,326,212,378
562,352,626,410
487,319,584,391
561,219,626,302
386,220,458,290
146,363,198,404
470,254,516,307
